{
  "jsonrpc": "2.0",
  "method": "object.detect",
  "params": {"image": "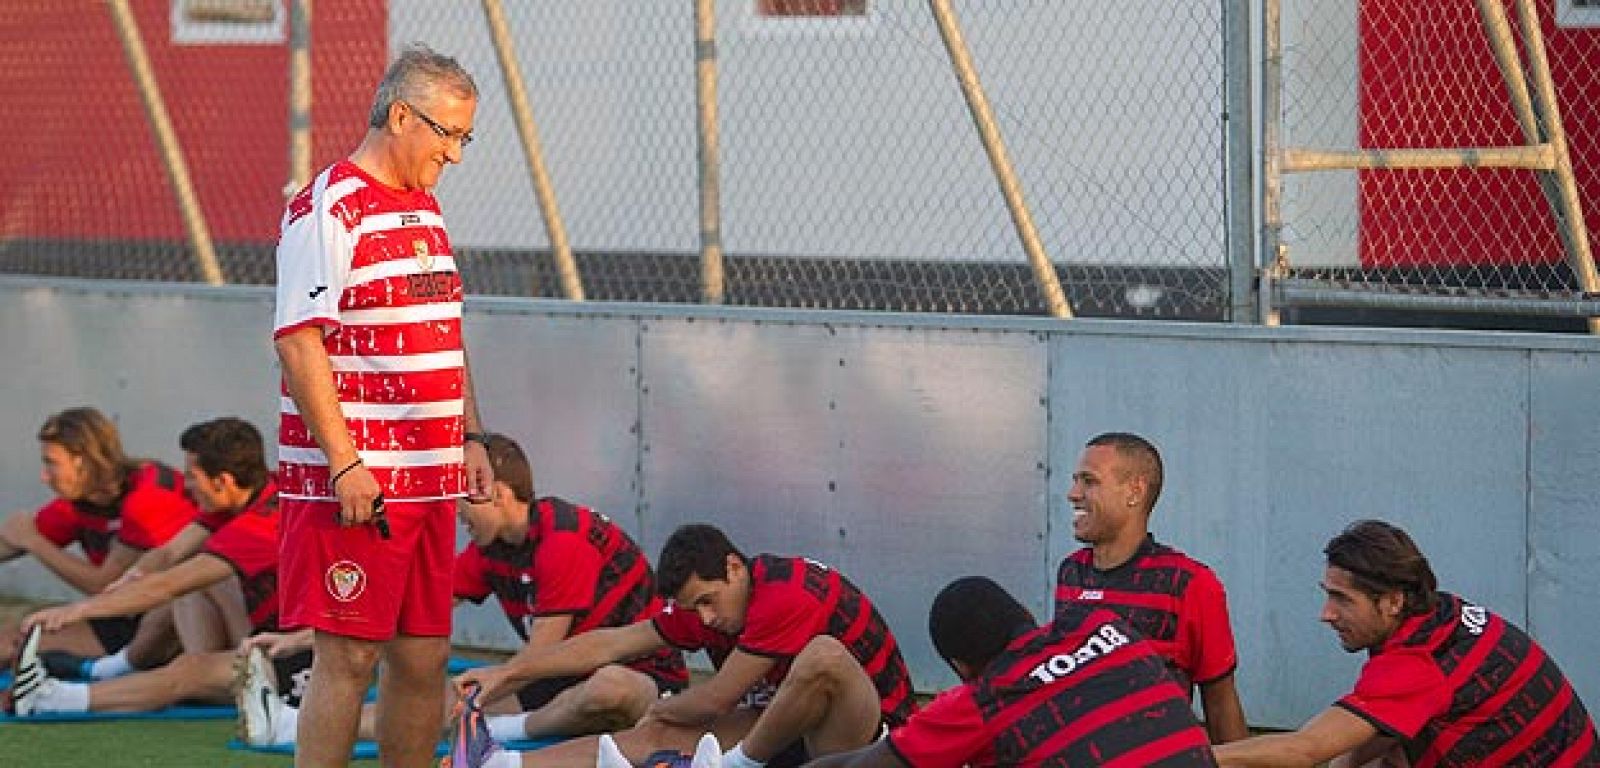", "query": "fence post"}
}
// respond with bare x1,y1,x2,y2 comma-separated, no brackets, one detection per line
286,0,312,198
1224,0,1257,324
107,0,224,285
927,0,1071,319
696,0,726,305
482,0,585,301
